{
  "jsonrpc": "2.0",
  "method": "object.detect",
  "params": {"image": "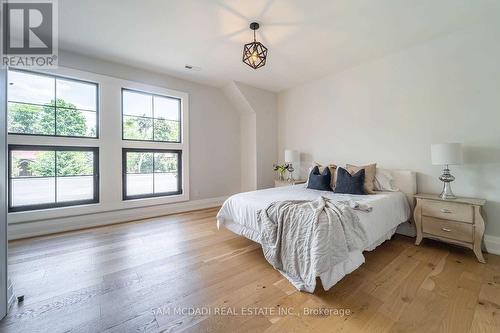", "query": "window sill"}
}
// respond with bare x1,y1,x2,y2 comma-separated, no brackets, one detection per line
8,192,189,224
